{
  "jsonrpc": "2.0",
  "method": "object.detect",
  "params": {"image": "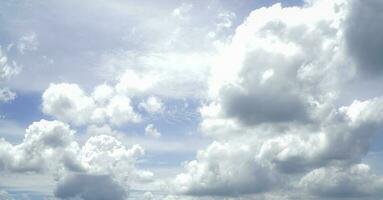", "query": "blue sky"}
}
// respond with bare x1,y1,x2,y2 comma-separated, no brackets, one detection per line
1,0,383,200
